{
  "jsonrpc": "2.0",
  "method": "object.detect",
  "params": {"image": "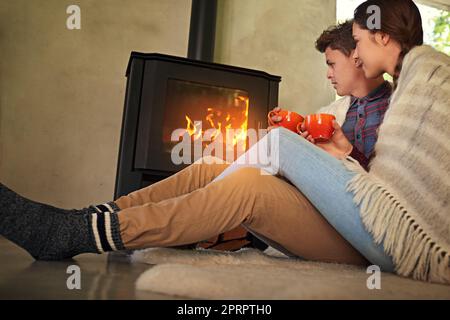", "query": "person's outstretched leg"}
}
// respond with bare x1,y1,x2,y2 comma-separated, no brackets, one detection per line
115,167,368,266
114,156,231,209
0,167,367,265
0,182,123,260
